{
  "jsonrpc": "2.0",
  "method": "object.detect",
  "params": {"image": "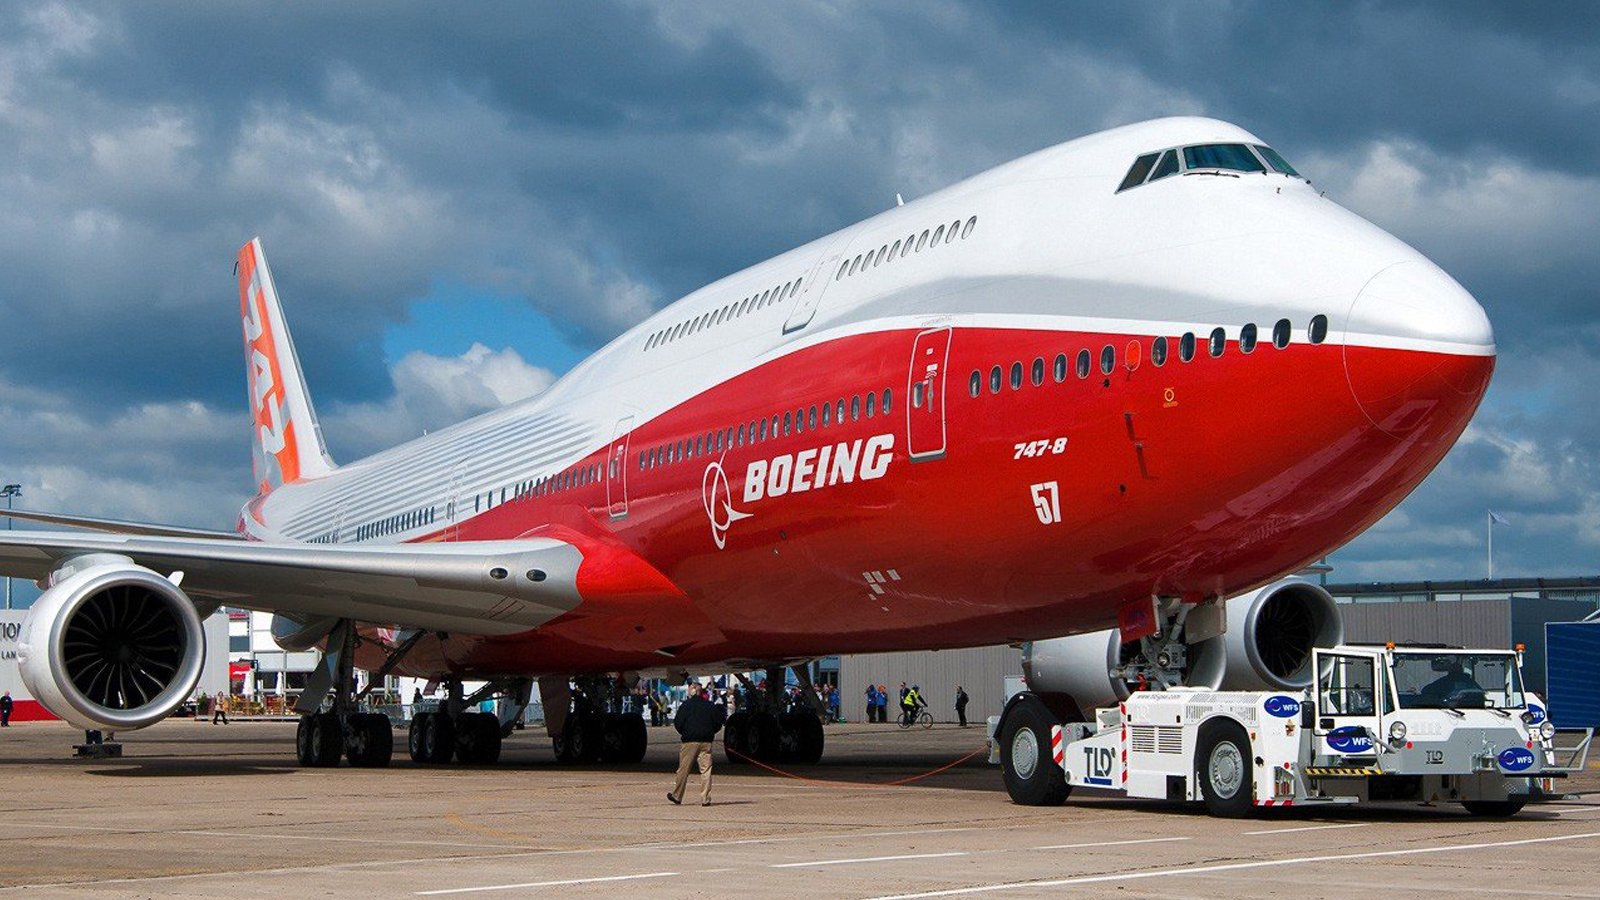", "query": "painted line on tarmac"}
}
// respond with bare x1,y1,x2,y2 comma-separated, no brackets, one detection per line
0,824,988,892
862,830,1600,900
1031,837,1190,850
1242,822,1365,836
415,871,679,895
9,821,545,851
771,852,968,868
